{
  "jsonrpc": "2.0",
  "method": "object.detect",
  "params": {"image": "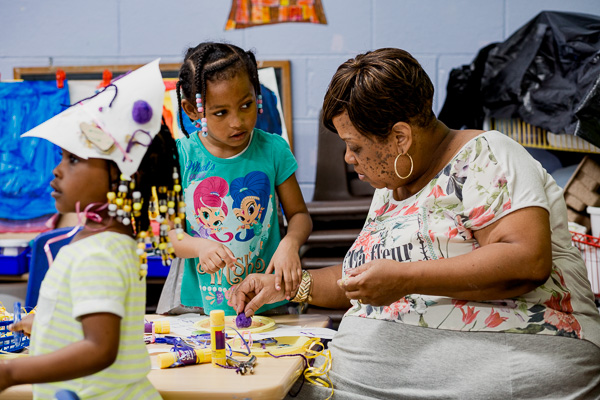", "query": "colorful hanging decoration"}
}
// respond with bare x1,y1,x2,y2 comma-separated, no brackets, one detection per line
225,0,327,30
